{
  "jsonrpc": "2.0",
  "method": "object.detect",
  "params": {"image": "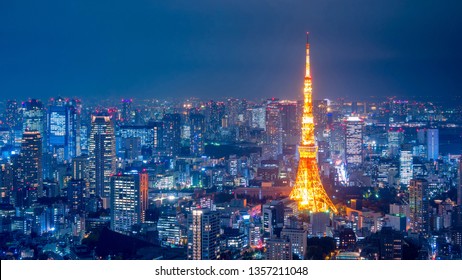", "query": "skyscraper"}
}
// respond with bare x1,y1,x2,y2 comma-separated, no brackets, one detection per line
399,144,413,186
22,99,45,149
265,100,283,159
409,178,429,236
120,99,133,124
47,97,78,163
250,106,266,130
89,115,116,200
162,113,182,157
189,113,205,156
345,116,363,167
67,179,86,214
72,155,89,181
5,100,20,129
17,131,43,207
187,209,220,260
427,128,439,161
278,100,299,145
110,172,144,234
